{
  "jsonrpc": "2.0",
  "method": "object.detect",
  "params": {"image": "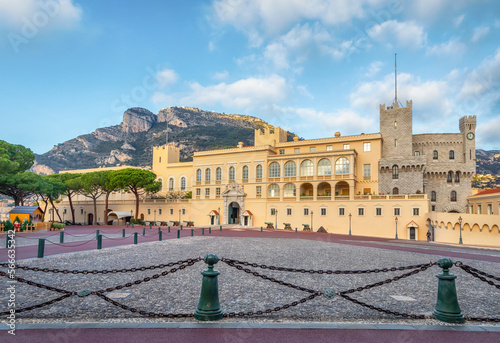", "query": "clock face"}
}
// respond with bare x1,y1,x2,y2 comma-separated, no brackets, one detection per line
467,132,475,140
